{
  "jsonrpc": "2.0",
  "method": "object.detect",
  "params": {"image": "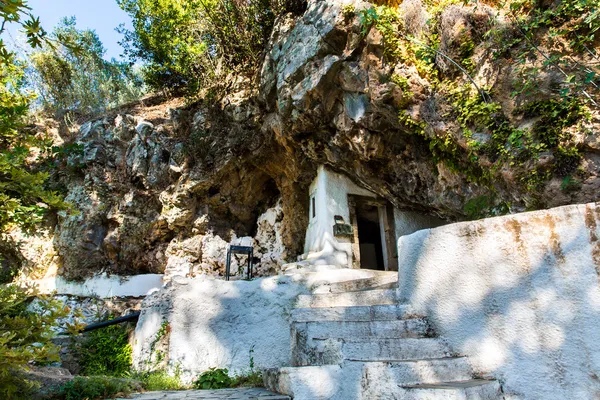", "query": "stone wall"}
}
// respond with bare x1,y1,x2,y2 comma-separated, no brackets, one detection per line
397,202,600,399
